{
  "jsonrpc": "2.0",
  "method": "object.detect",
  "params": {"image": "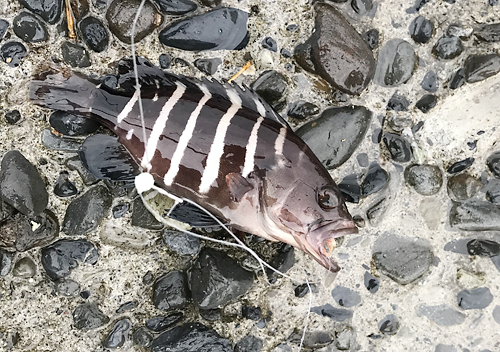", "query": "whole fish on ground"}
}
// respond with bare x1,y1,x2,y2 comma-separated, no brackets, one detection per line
30,57,357,272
